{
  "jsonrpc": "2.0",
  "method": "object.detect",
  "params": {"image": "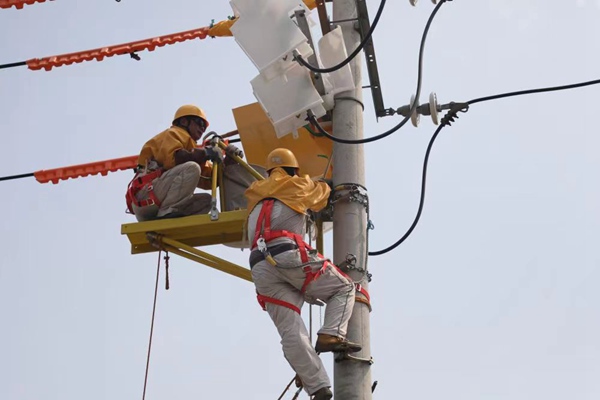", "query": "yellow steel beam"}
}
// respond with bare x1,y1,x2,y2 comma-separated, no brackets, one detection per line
154,234,252,282
121,209,247,254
